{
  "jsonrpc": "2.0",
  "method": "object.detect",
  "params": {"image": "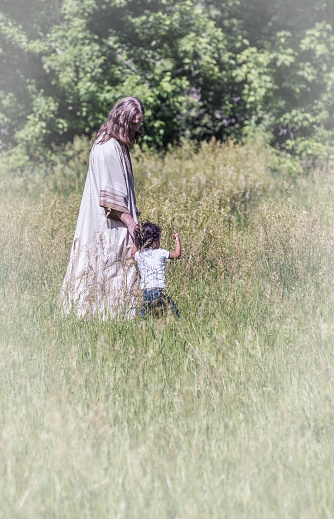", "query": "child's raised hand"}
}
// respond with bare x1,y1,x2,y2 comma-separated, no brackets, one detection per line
170,233,181,259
